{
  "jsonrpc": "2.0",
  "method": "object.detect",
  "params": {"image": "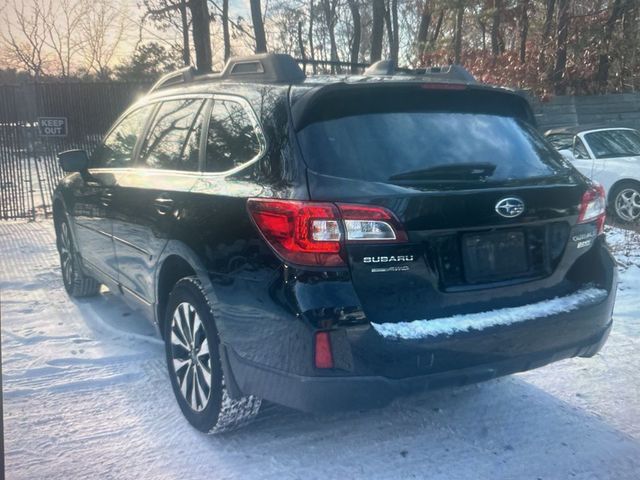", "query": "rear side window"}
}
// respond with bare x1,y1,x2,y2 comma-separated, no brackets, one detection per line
297,112,567,186
205,99,262,172
92,105,154,168
140,99,205,171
